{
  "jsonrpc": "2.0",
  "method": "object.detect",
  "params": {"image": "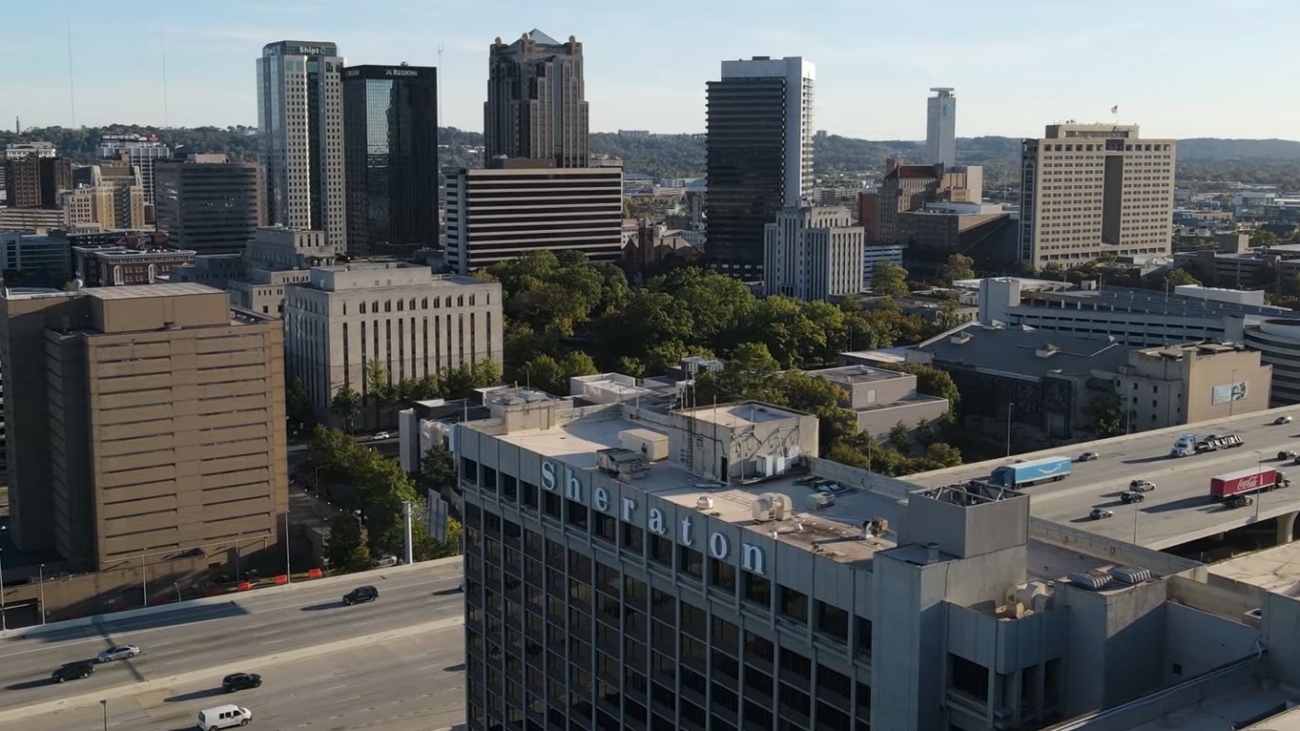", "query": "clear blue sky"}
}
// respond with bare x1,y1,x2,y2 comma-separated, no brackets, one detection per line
5,0,1297,140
